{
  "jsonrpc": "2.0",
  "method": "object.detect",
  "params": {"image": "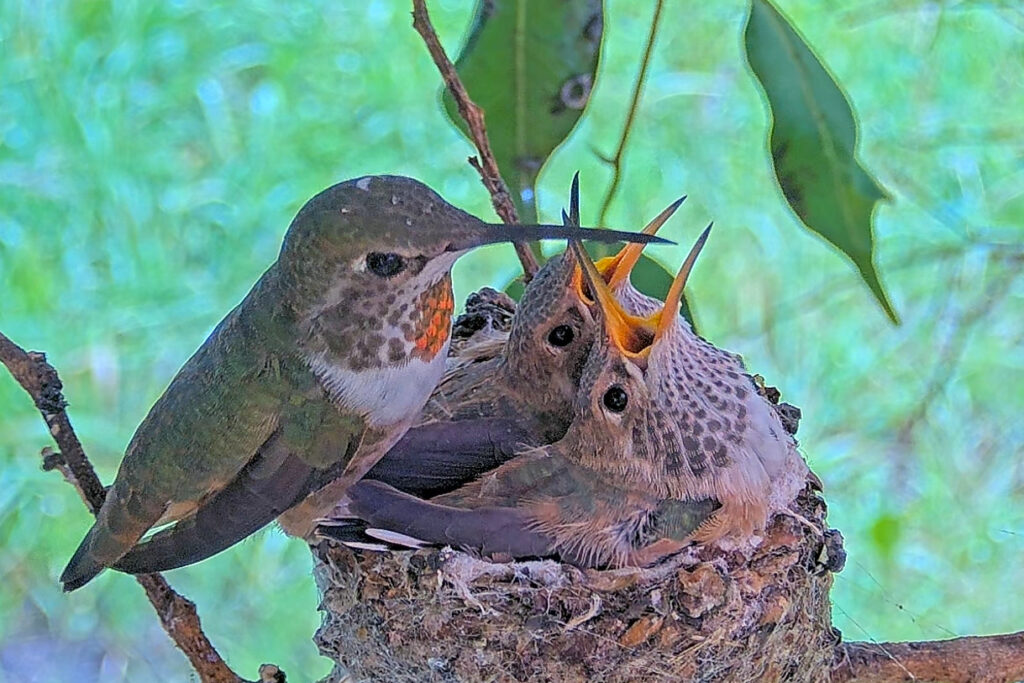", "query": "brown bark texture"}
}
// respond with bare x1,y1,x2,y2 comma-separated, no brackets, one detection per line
834,633,1024,683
